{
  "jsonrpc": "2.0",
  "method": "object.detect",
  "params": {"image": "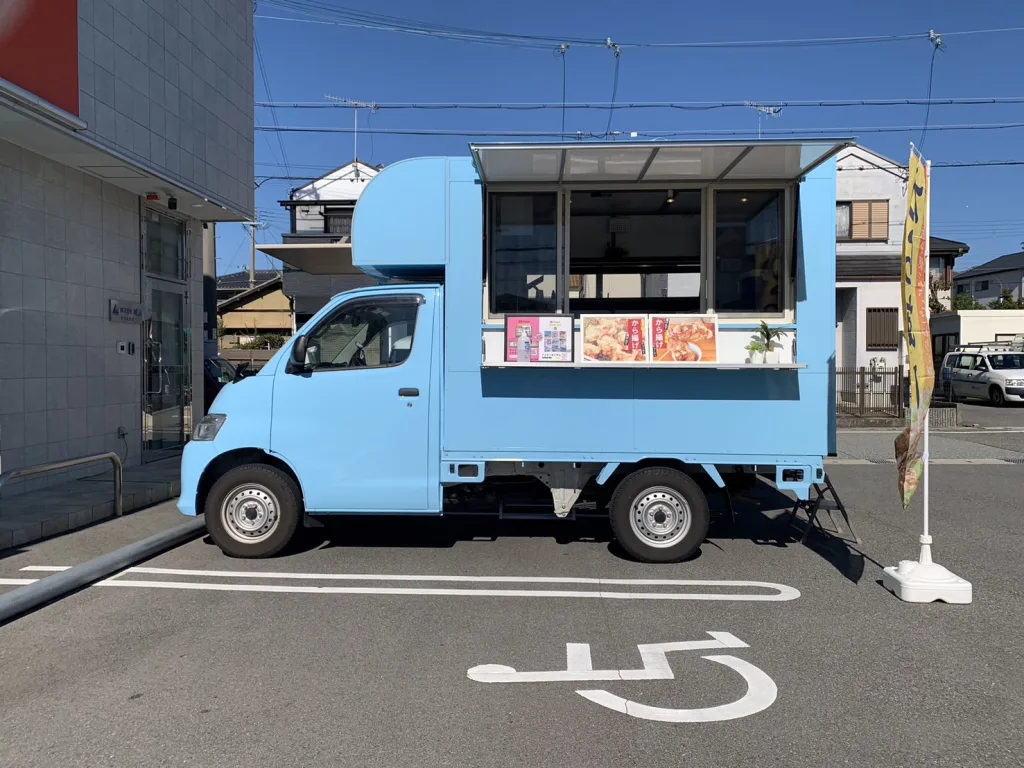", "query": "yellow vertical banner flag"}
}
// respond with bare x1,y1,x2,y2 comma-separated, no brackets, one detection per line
894,148,933,508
